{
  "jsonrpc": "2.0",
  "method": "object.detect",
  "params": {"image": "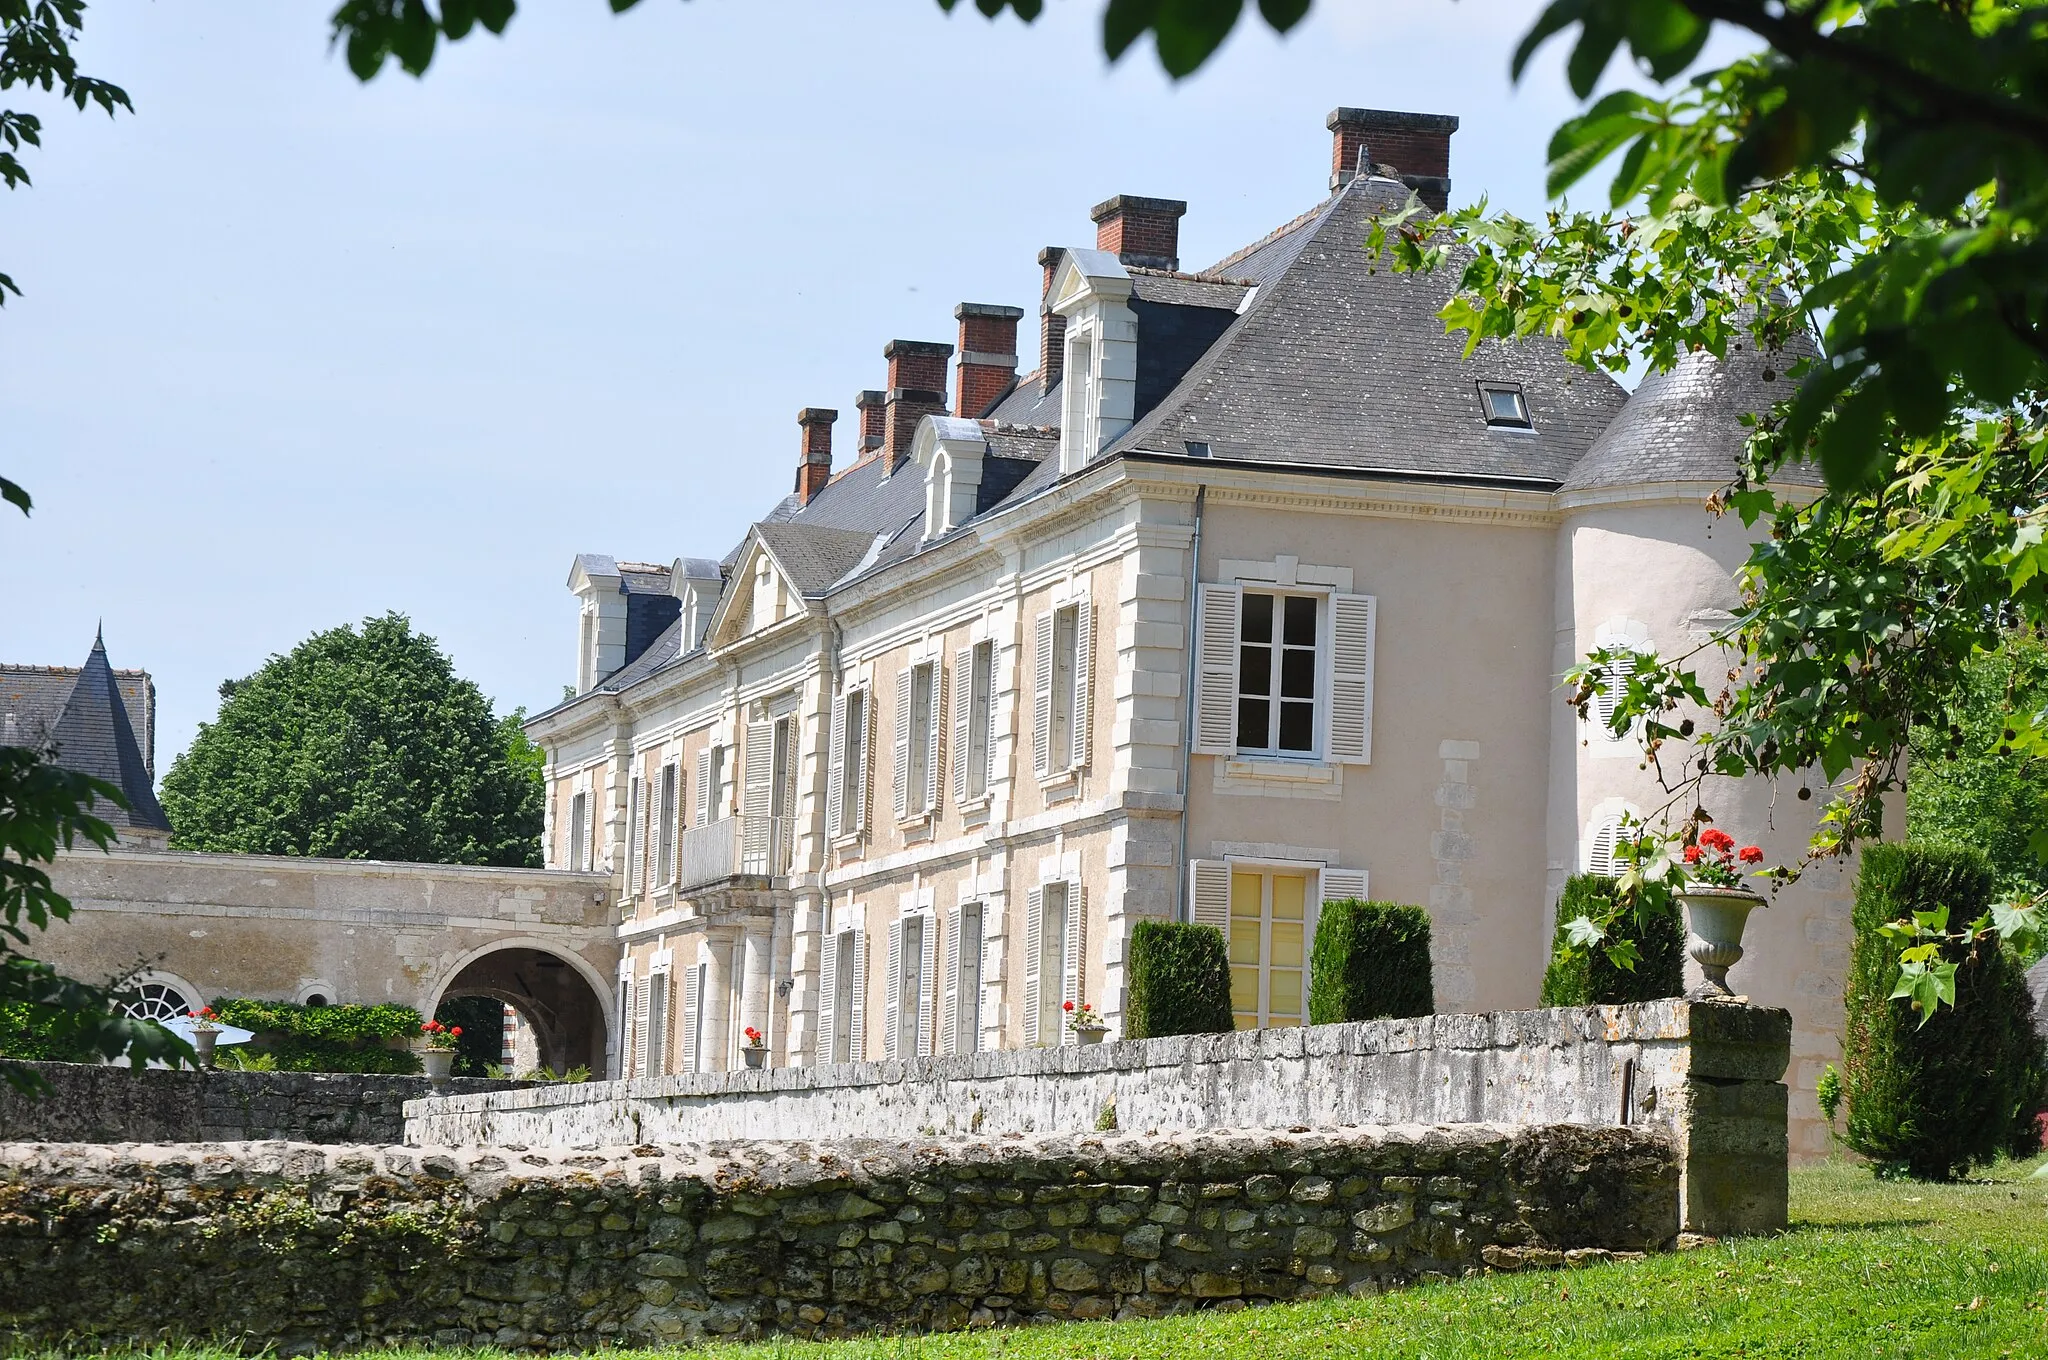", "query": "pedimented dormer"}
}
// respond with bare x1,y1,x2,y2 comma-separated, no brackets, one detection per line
914,415,989,540
705,523,881,651
567,554,625,695
670,557,725,653
1049,247,1137,475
